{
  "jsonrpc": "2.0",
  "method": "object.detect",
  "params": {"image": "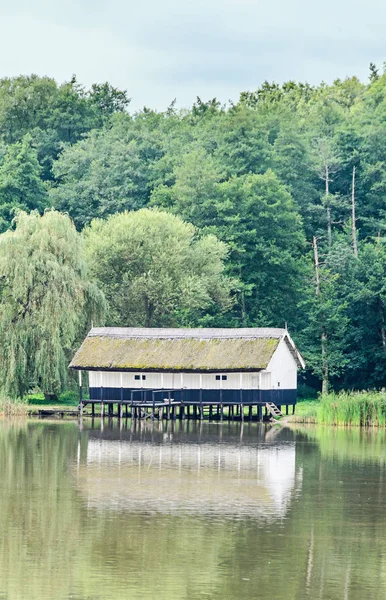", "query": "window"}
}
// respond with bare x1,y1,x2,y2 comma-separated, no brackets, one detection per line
134,375,140,380
142,375,146,380
215,375,221,381
222,375,227,381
